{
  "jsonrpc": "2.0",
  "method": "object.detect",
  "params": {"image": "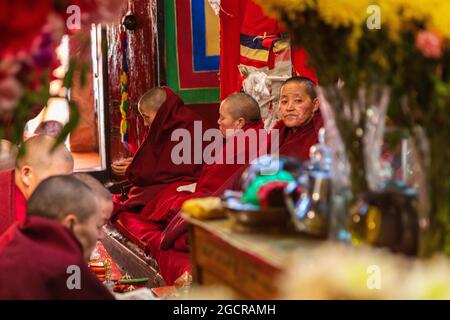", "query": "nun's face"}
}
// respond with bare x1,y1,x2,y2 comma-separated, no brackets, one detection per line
218,100,244,137
279,82,319,128
138,104,157,128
